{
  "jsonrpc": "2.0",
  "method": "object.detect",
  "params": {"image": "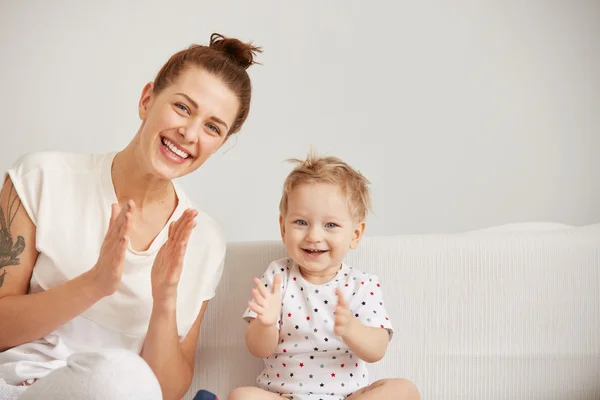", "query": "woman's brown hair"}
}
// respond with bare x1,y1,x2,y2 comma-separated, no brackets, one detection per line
153,33,261,137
